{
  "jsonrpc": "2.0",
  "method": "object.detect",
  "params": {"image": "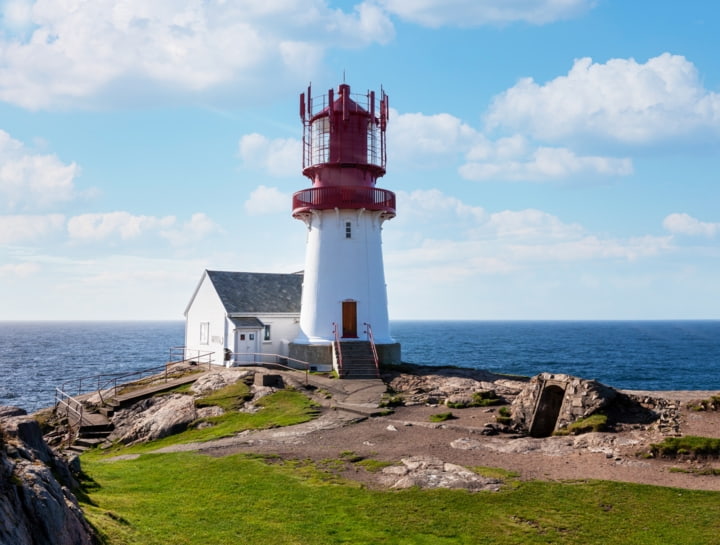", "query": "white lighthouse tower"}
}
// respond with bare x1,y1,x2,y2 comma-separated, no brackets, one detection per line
288,83,401,377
